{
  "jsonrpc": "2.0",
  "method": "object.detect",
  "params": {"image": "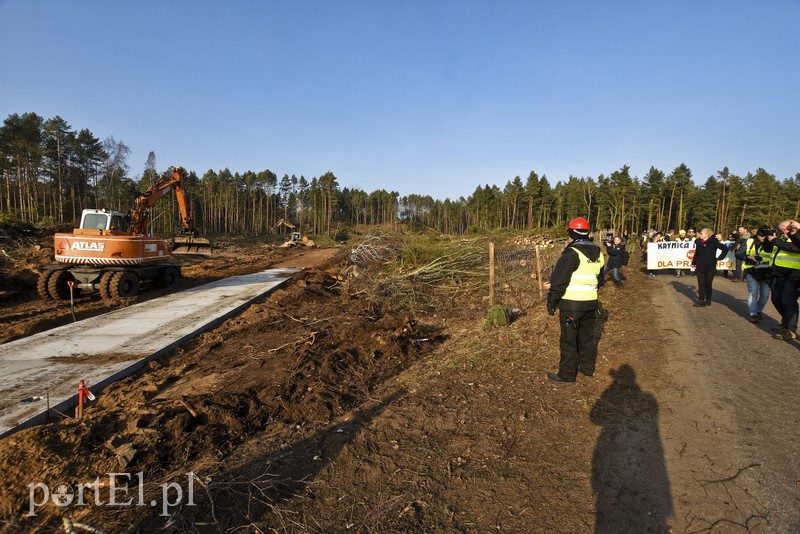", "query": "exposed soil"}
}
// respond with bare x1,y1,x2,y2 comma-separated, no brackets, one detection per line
0,232,798,533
